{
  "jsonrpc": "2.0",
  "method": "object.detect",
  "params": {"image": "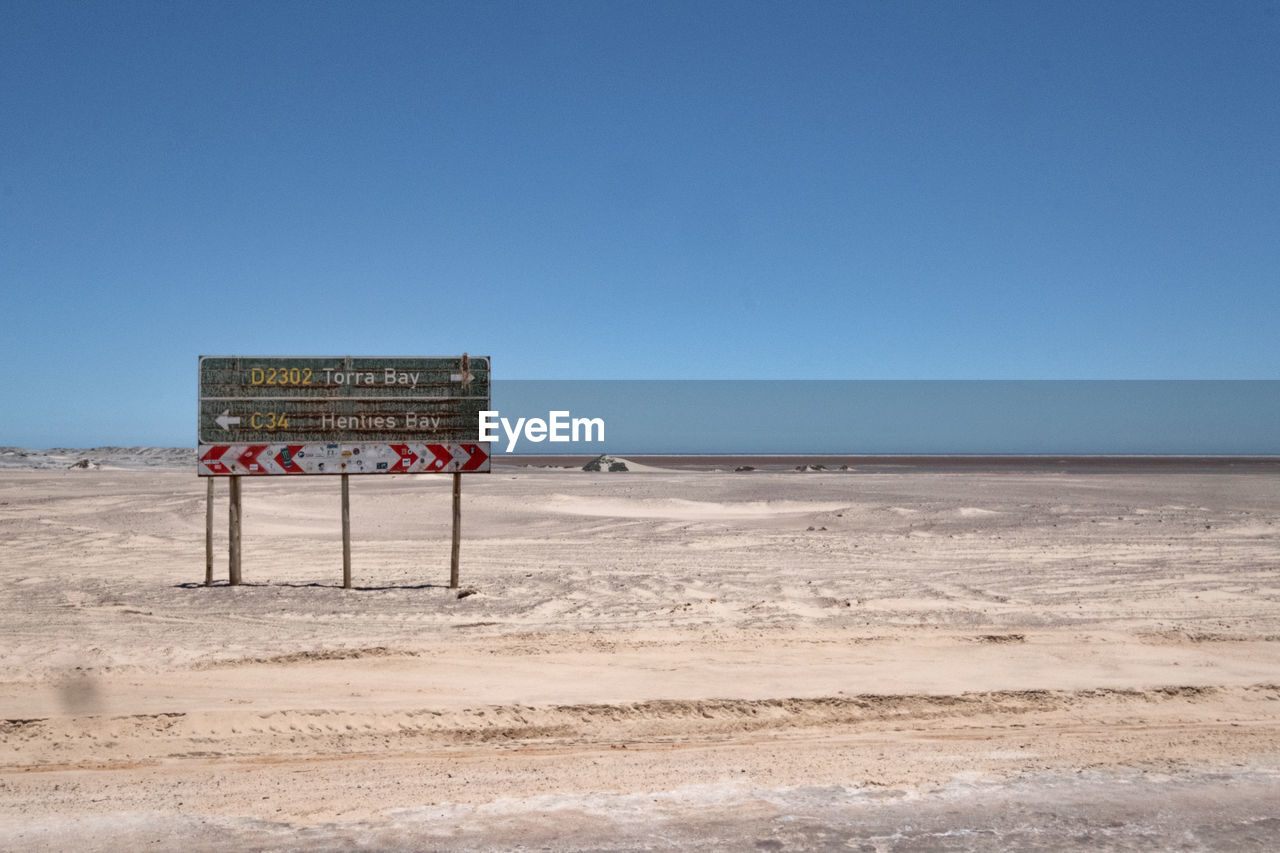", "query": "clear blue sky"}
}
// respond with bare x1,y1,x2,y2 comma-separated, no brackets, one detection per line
2,1,1278,446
